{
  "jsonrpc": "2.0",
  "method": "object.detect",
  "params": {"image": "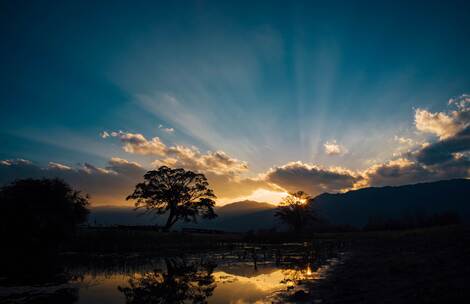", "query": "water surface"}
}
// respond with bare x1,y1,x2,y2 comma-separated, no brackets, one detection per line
1,244,339,304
